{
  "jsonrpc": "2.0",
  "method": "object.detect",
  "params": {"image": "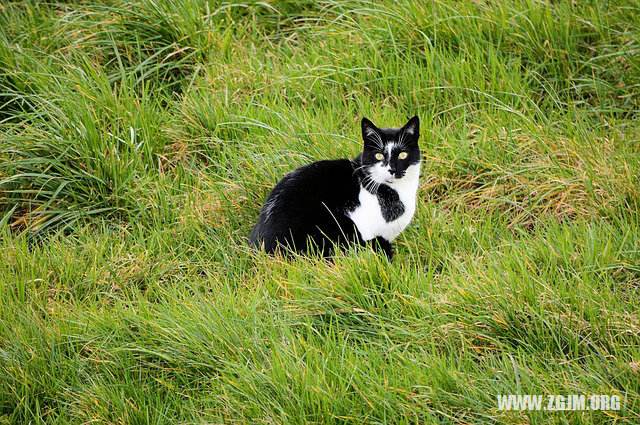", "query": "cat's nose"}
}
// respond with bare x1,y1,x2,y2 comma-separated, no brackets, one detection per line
388,168,396,175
